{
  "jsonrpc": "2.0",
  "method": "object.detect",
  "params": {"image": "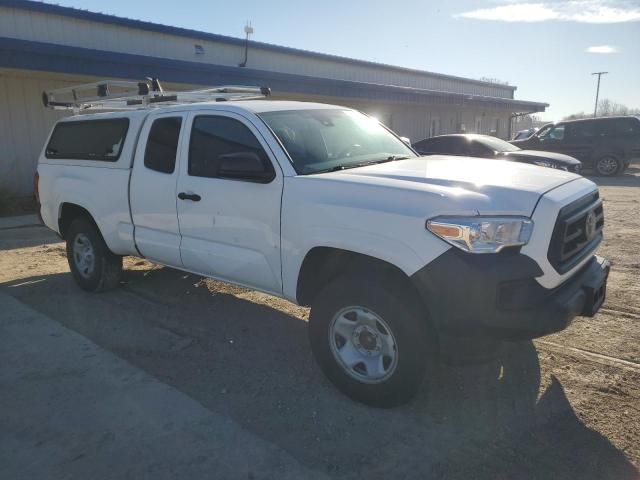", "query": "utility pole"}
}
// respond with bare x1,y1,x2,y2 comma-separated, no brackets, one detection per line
591,71,608,118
